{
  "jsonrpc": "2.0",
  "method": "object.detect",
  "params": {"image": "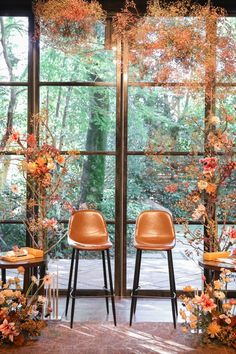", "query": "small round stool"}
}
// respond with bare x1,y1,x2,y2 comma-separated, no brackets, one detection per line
0,257,46,293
